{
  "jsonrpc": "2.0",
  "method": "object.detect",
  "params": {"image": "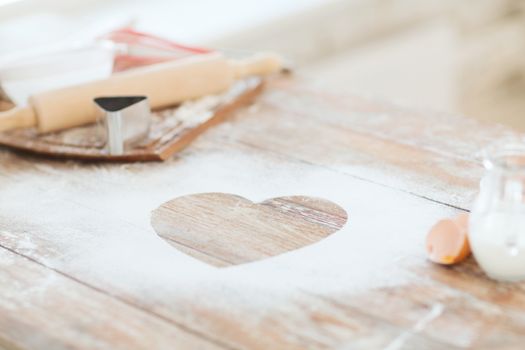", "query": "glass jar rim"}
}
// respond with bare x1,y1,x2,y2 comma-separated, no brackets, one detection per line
482,141,525,171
